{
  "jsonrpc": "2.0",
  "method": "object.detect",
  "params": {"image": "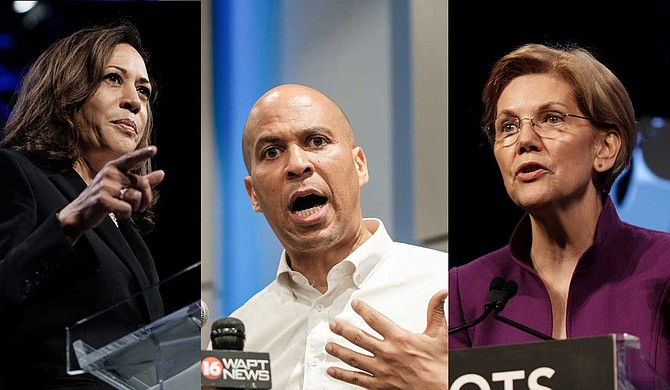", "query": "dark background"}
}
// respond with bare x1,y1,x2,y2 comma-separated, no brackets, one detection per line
0,1,201,314
448,2,670,268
